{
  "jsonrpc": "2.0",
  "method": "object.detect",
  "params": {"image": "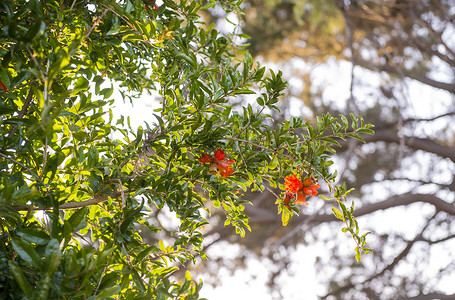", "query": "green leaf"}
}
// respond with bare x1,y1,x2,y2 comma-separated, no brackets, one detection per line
281,207,292,226
47,47,70,81
11,237,42,268
355,246,361,263
356,128,375,135
319,194,334,201
8,261,33,298
320,137,341,147
176,52,196,67
73,76,89,94
350,113,358,130
133,245,160,264
96,247,115,267
346,133,365,143
268,155,278,170
44,238,61,275
16,228,50,246
95,286,121,300
131,268,146,293
331,207,345,222
340,114,348,130
67,207,88,232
